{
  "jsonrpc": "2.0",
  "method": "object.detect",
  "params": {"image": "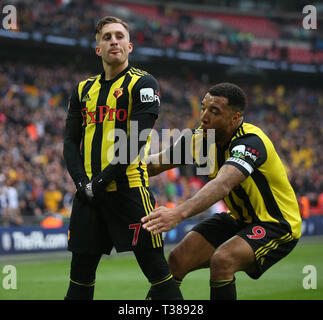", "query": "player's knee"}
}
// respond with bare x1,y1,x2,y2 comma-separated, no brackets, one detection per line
210,249,235,276
168,247,186,276
168,248,180,271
